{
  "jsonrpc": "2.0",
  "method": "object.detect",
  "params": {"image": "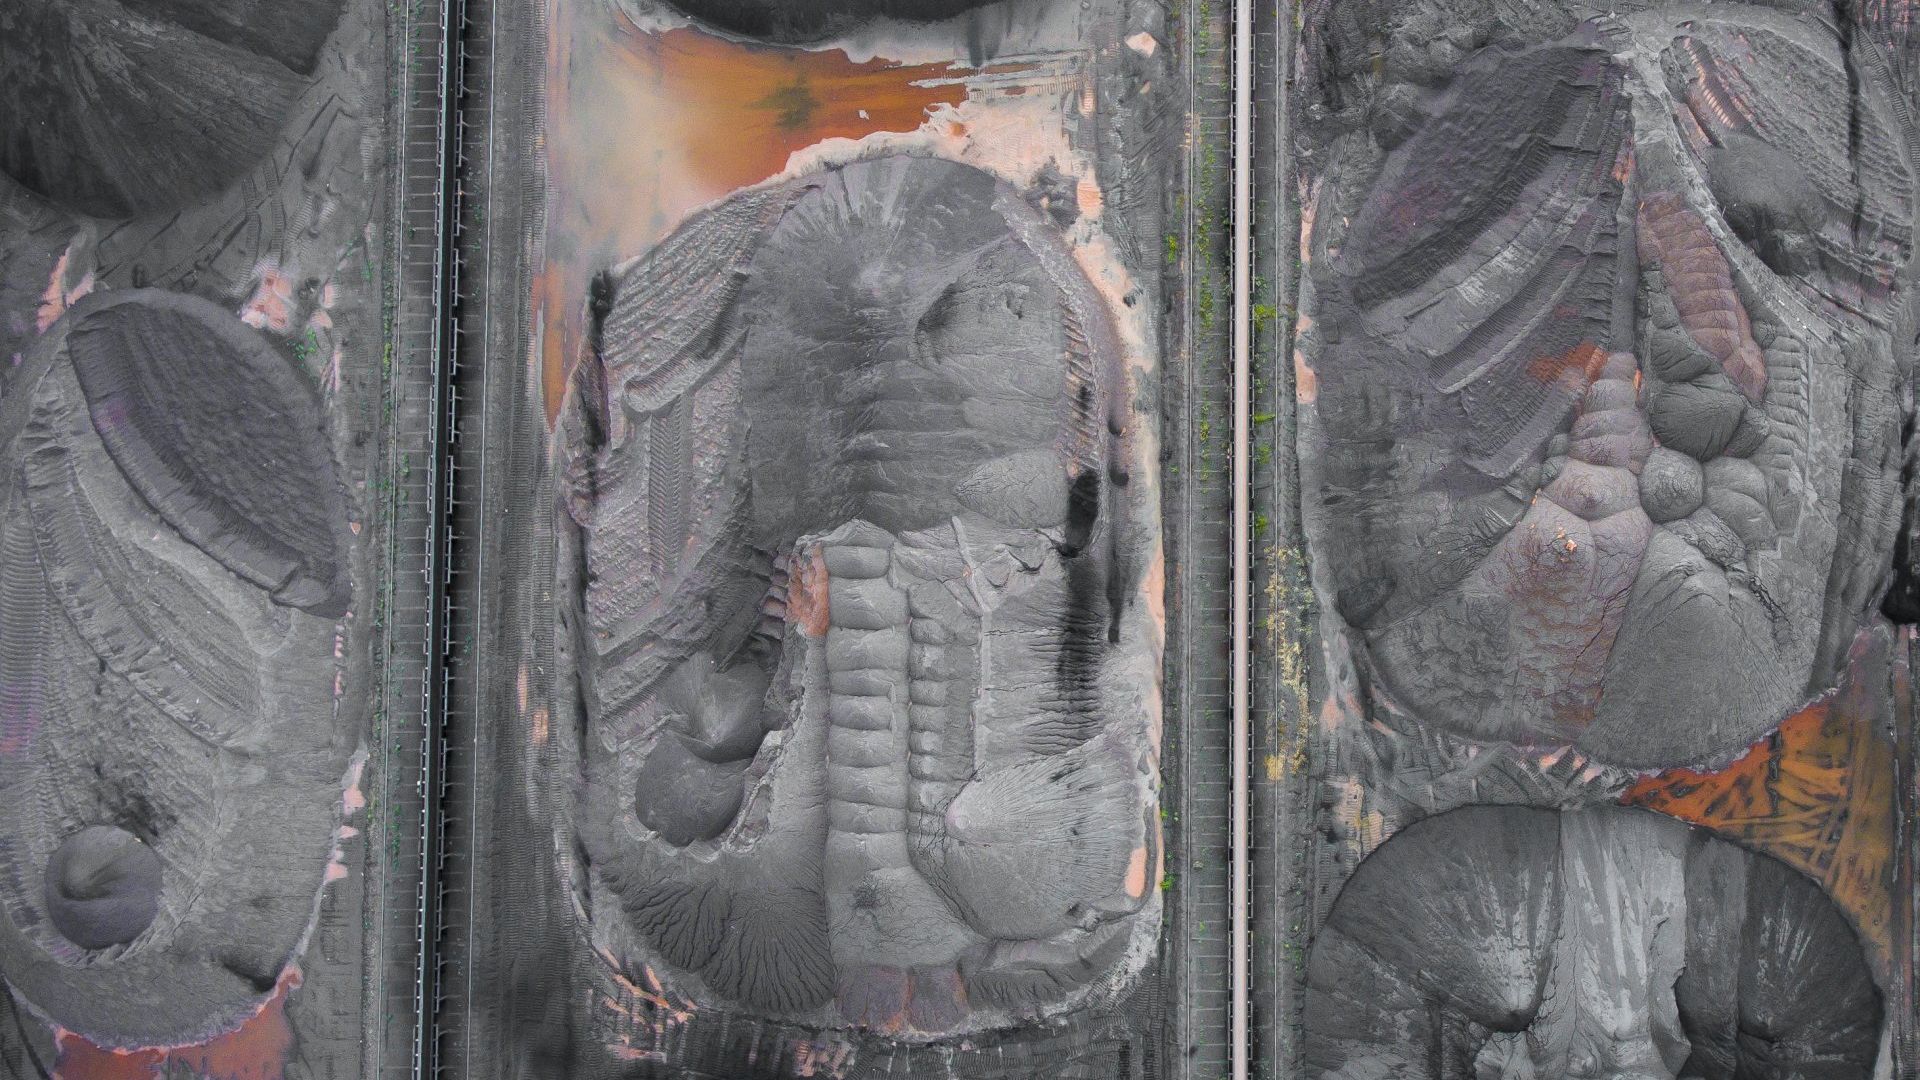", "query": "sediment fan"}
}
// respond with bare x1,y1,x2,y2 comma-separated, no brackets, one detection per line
659,0,1013,44
0,289,356,1047
558,155,1153,1032
0,0,344,217
1306,805,1883,1079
